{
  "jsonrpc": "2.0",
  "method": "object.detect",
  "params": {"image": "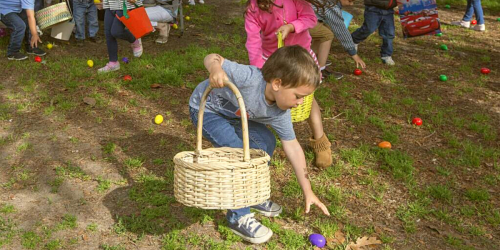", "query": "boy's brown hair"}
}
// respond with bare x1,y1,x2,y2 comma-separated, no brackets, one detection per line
261,45,321,89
